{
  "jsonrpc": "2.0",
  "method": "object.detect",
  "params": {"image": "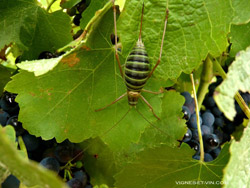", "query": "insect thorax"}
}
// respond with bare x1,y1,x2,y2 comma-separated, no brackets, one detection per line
127,90,140,106
124,39,150,96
